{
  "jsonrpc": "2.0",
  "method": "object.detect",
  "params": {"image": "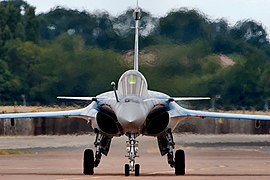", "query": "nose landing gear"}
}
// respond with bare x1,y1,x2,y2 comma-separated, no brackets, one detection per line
125,133,140,176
